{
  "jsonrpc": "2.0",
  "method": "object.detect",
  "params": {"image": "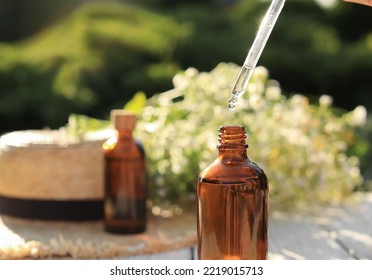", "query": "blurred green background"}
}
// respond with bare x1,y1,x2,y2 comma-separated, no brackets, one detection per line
1,0,371,131
0,0,371,197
